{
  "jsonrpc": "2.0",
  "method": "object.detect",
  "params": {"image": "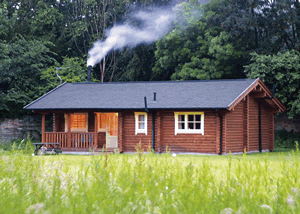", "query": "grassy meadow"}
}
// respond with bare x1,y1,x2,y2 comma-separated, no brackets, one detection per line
0,146,300,213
